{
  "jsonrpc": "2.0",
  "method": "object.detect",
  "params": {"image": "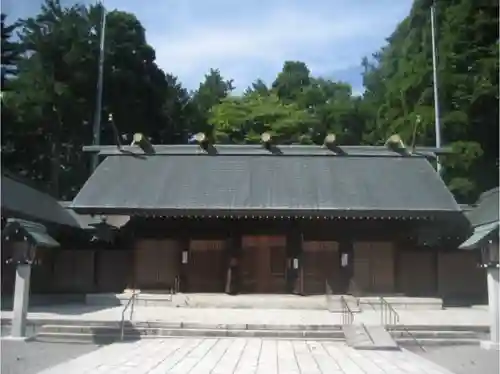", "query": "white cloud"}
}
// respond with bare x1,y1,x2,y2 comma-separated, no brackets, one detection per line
11,0,413,92
135,0,413,91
